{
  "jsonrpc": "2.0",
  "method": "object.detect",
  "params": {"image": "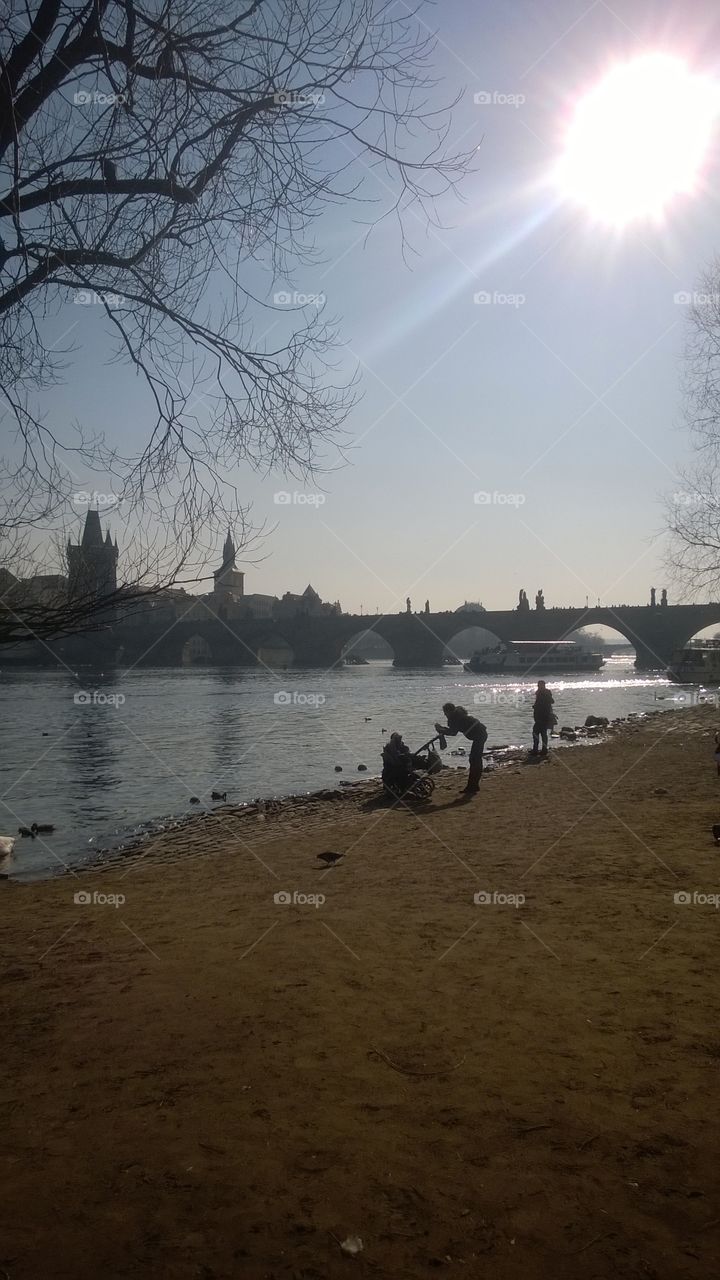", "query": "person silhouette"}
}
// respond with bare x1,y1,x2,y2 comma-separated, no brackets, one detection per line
531,680,554,756
435,702,487,795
